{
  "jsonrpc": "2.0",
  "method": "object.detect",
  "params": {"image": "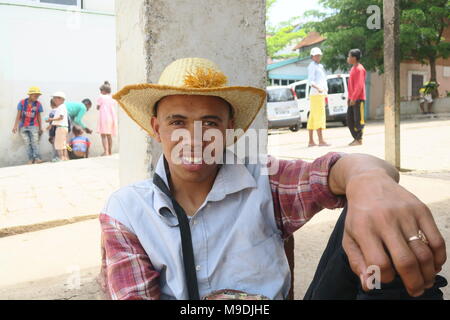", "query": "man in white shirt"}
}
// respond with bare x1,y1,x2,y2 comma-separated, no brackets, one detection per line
307,47,330,147
48,92,69,161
